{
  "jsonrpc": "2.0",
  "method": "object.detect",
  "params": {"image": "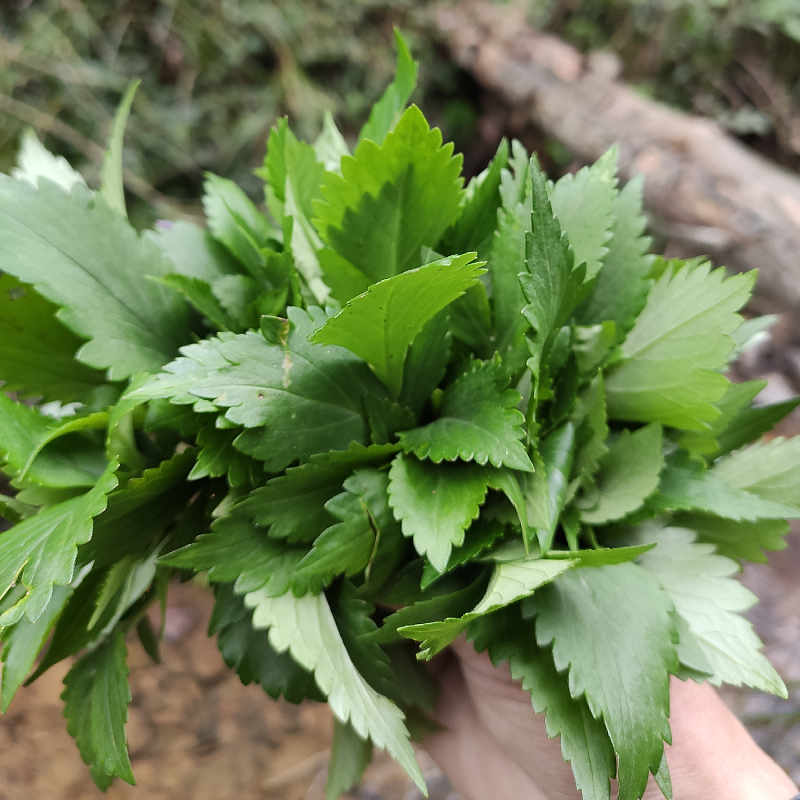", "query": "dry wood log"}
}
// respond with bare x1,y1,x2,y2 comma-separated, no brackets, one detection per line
436,1,800,315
